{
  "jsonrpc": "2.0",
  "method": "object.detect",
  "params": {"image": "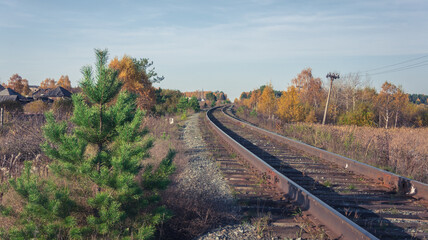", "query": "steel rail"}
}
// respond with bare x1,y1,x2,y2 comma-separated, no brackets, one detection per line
222,105,428,201
206,106,378,240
